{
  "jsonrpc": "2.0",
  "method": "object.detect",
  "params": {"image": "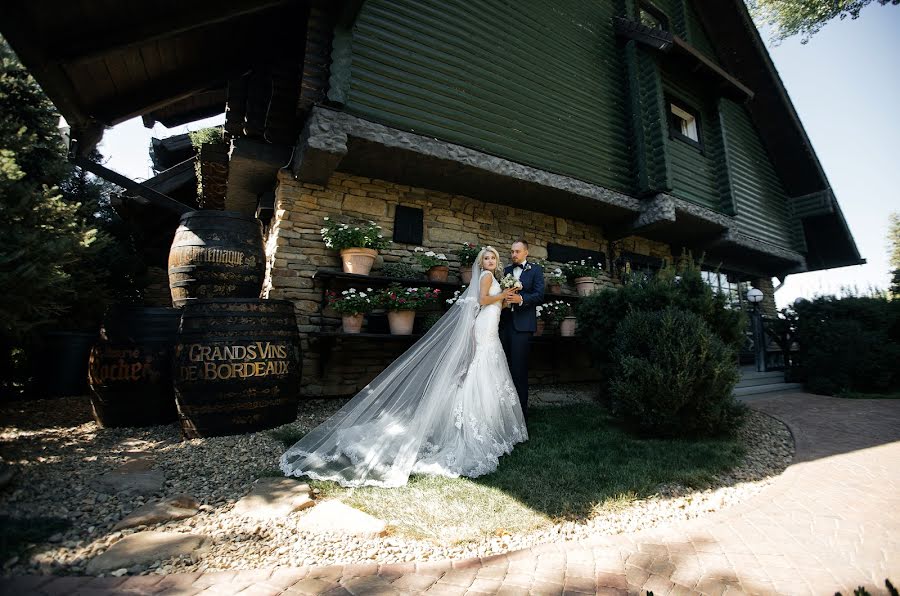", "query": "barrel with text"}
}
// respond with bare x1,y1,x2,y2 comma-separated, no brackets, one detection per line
173,299,301,438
